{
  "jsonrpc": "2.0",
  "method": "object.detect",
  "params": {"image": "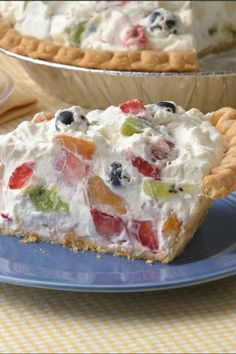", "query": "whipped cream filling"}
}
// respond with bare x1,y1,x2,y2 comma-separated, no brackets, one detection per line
0,101,224,253
1,1,236,53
